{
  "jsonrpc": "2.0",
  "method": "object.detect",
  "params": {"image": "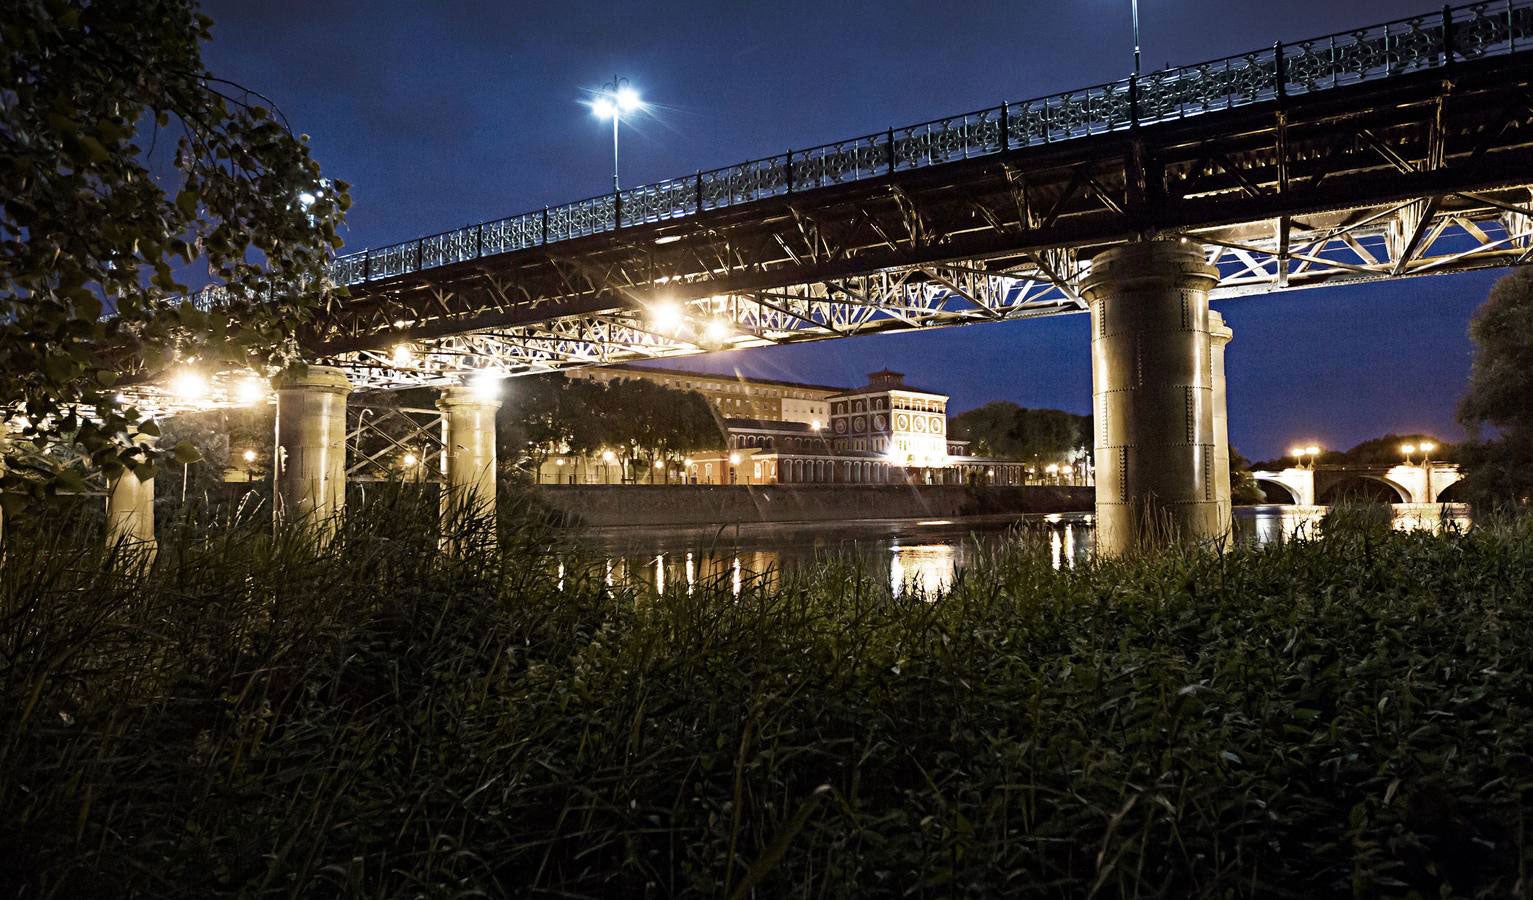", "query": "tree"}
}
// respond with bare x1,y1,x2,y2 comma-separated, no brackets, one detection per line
1229,447,1267,505
1458,267,1533,503
1,0,346,503
498,375,722,484
951,402,1090,462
